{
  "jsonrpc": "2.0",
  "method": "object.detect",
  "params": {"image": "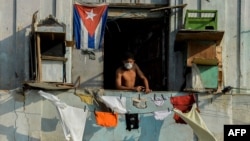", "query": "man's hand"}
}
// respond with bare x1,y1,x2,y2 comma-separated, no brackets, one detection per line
144,88,152,94
134,86,144,92
134,86,152,94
